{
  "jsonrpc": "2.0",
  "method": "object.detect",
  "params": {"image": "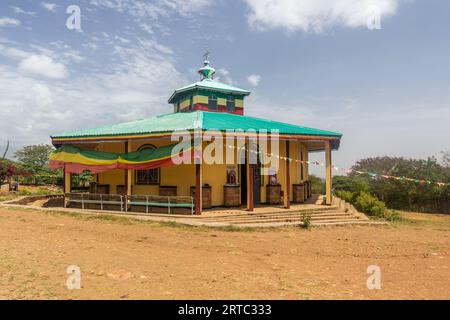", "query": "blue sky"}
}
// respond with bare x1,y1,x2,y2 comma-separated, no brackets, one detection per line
0,0,449,174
